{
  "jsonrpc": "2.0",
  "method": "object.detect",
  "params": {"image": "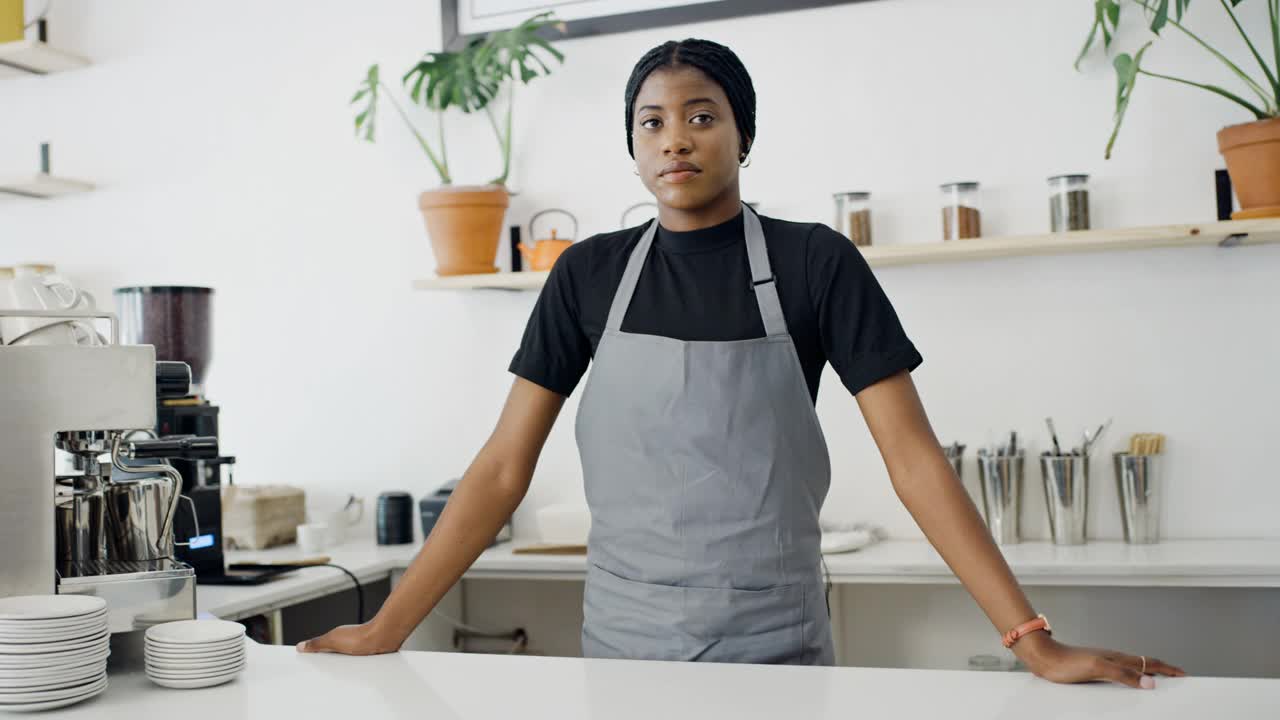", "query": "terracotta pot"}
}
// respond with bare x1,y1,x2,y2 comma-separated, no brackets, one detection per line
417,185,510,276
1218,117,1280,219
